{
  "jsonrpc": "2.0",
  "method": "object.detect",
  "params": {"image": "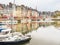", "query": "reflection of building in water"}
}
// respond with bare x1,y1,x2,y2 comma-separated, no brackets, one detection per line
52,11,60,27
15,4,40,32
